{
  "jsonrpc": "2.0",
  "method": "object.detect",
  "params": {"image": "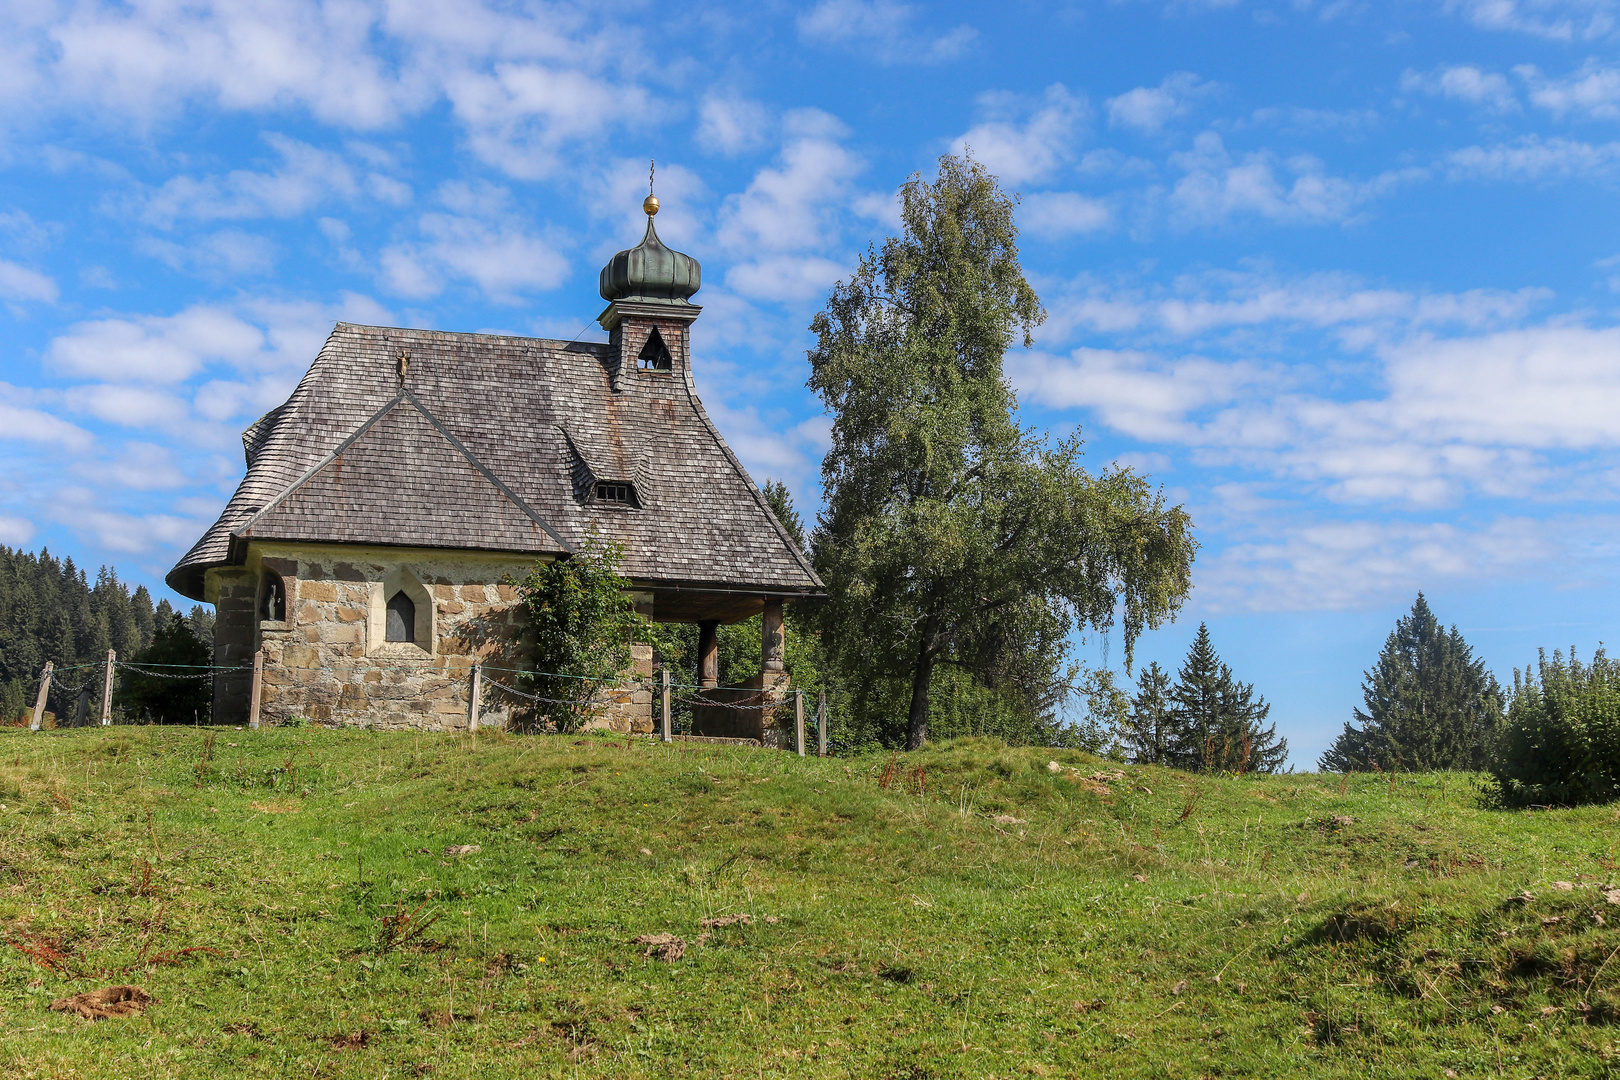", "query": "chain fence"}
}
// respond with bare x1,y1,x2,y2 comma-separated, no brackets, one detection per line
9,655,831,753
